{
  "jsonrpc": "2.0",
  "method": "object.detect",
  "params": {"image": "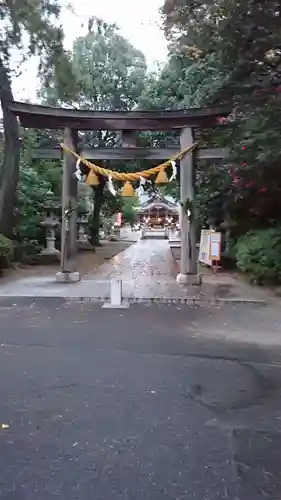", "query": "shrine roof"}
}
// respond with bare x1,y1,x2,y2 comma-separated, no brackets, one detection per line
8,101,232,131
137,193,179,213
